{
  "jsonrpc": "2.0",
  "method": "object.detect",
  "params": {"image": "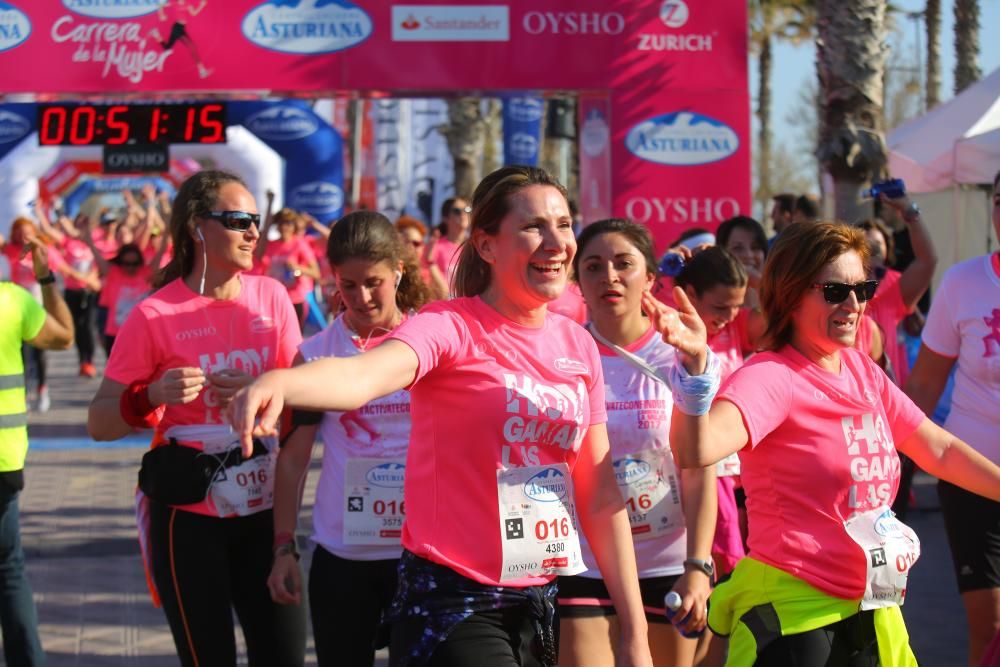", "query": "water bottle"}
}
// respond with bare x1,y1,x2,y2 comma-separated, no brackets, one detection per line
664,591,705,638
861,178,906,200
659,252,685,277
